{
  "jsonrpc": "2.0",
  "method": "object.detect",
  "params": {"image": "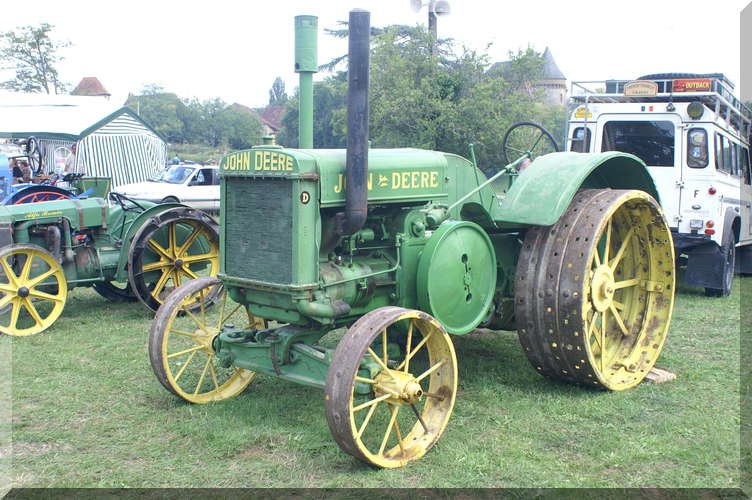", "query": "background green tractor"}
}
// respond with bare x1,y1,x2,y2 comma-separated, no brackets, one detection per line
148,10,676,468
0,192,219,336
